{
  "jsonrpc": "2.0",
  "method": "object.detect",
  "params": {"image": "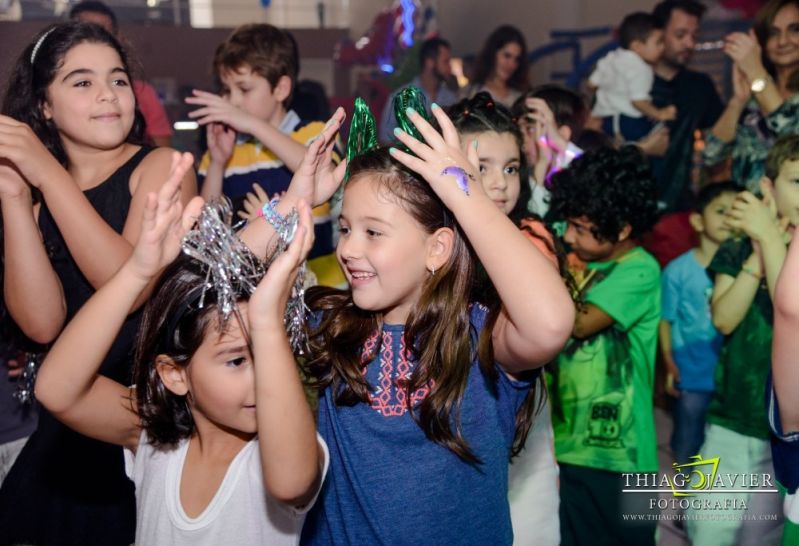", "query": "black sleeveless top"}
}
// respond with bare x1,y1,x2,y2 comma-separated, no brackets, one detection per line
0,147,152,545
